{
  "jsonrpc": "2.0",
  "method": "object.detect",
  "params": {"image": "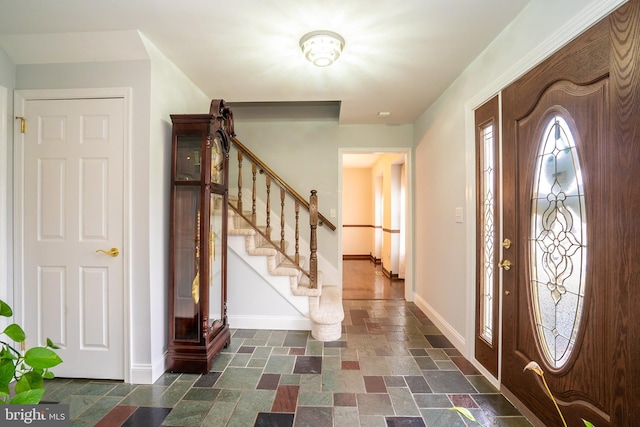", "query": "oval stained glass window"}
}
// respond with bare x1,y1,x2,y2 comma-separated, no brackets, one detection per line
530,114,587,369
